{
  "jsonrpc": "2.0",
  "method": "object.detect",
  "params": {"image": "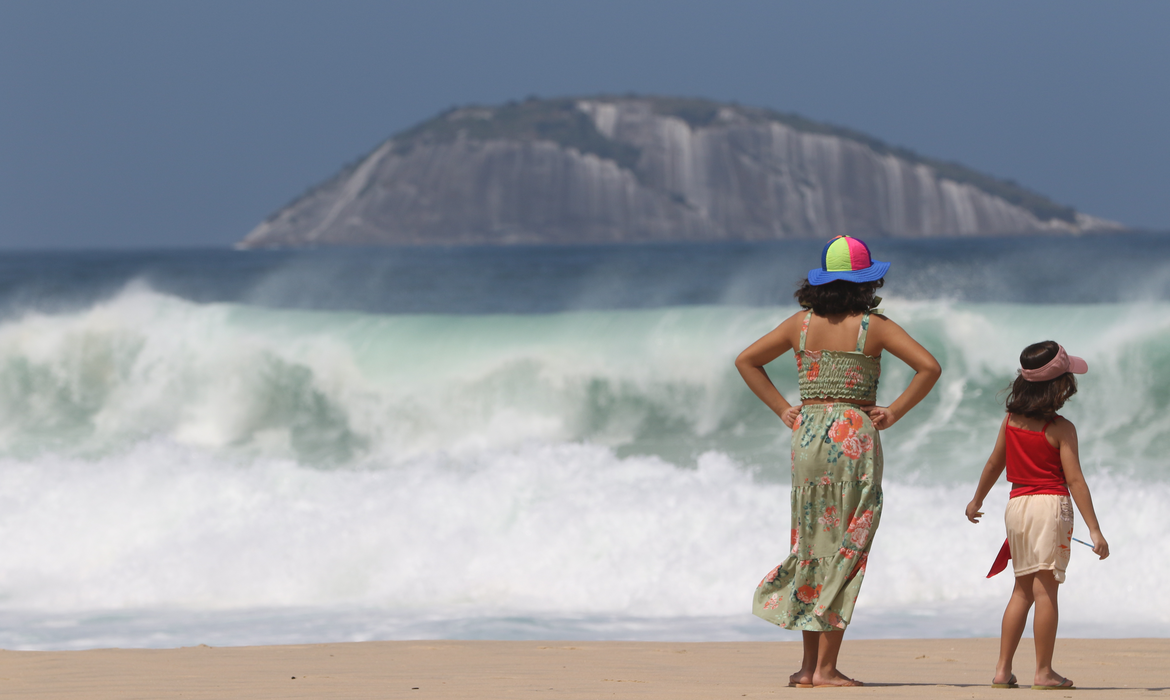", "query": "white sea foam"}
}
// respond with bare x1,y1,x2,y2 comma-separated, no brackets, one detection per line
0,440,1159,648
0,288,1164,648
